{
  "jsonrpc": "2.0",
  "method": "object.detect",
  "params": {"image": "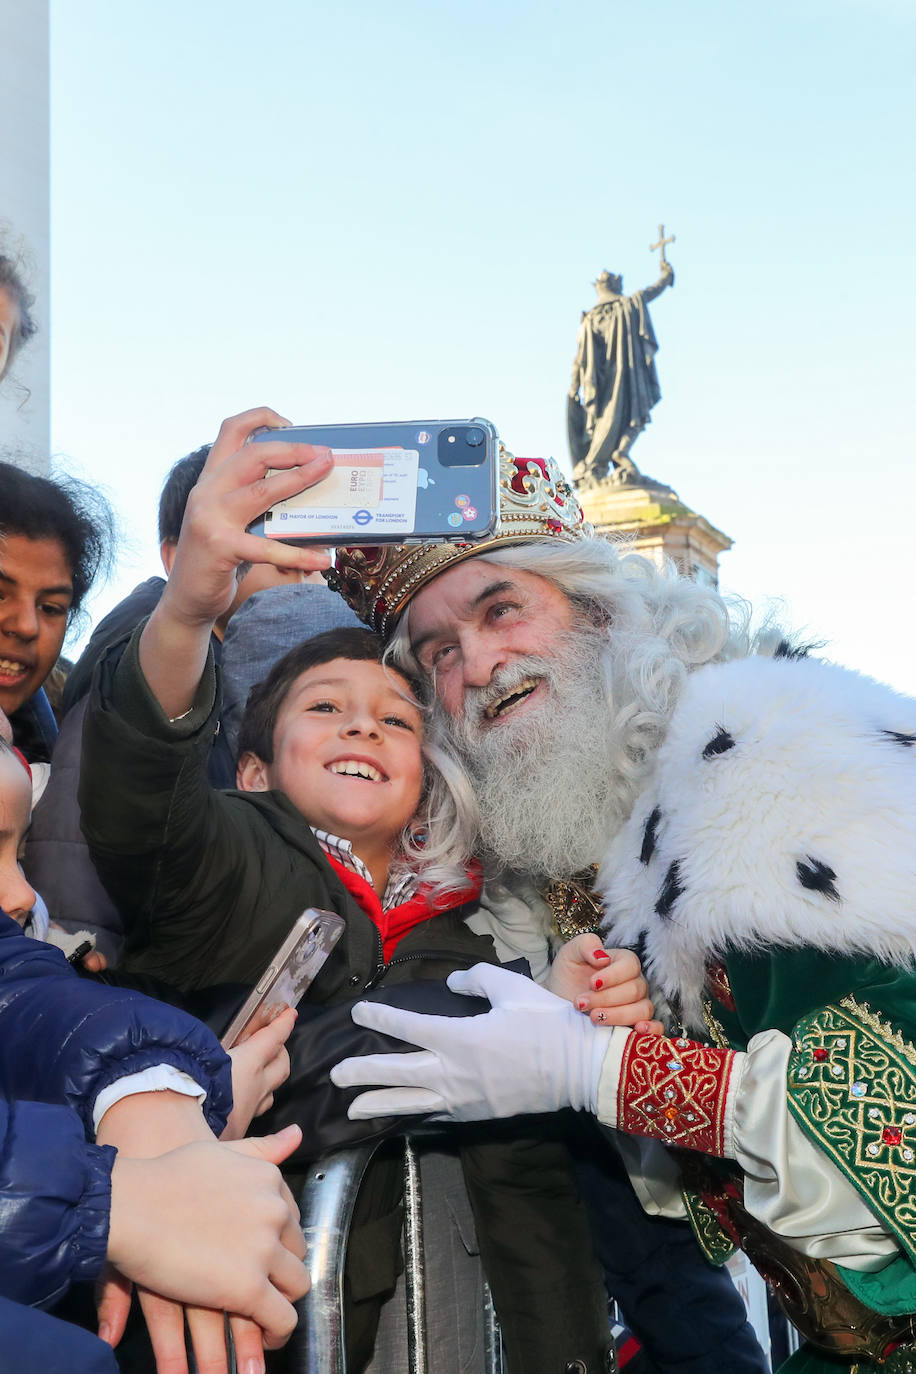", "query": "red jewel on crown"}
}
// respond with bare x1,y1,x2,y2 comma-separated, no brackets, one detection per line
508,456,549,495
883,1127,903,1146
813,1048,829,1062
